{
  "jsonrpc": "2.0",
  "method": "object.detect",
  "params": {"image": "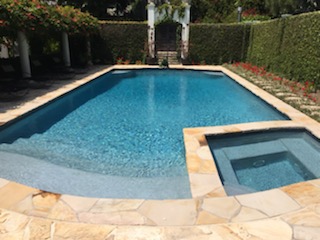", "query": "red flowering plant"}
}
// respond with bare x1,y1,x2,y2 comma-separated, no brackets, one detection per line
0,0,99,36
54,5,99,35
